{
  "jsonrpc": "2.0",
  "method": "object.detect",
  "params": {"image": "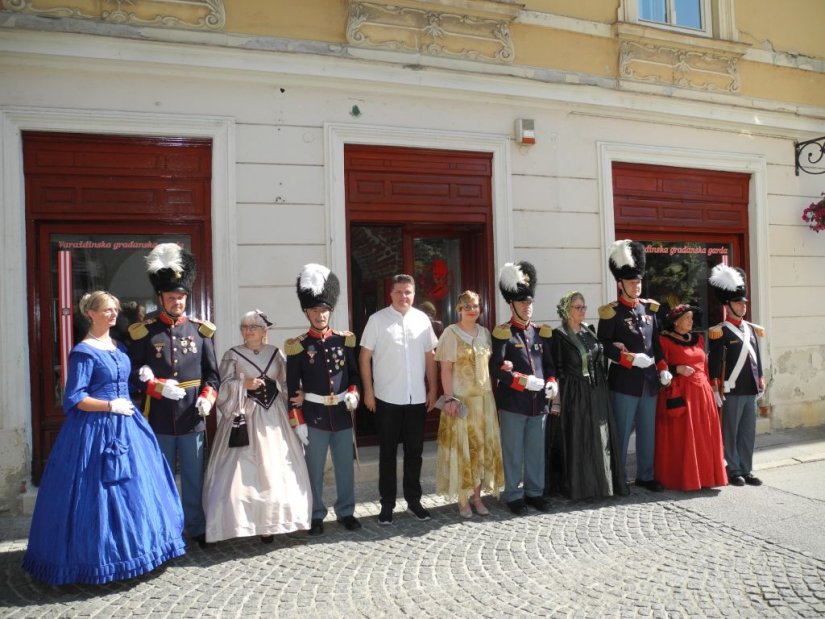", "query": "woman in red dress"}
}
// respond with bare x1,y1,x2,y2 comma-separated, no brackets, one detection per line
655,305,728,491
